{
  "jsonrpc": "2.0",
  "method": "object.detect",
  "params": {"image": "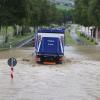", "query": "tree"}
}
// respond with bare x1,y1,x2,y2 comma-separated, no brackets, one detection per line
88,0,100,26
74,0,90,26
88,0,100,42
0,0,68,33
74,0,100,43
